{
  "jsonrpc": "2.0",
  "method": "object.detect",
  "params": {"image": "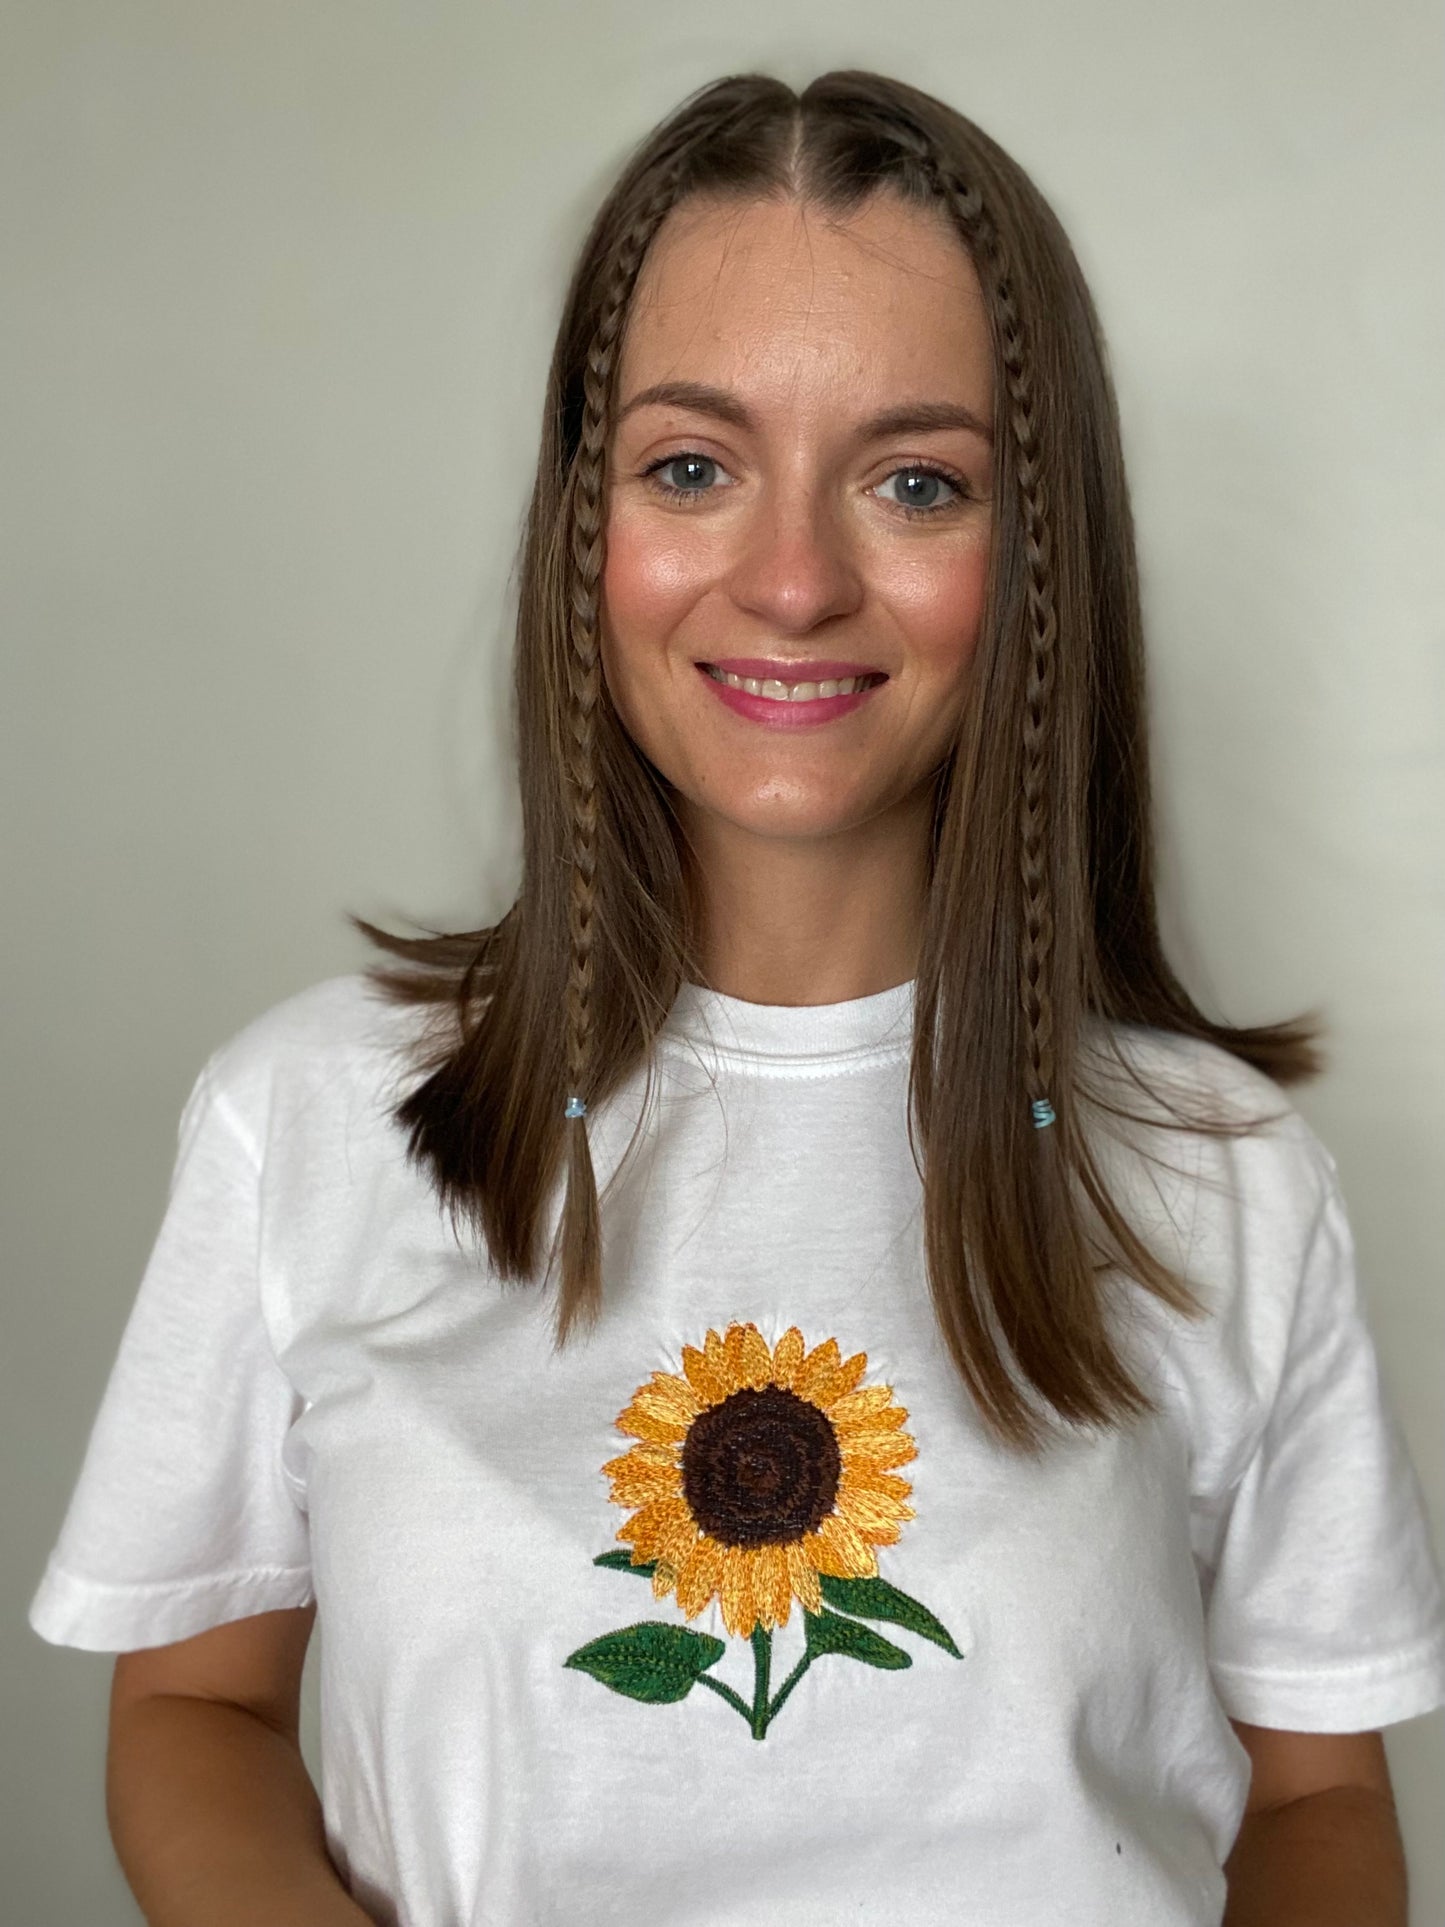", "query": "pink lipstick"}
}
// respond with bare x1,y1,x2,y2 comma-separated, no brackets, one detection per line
695,659,888,729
